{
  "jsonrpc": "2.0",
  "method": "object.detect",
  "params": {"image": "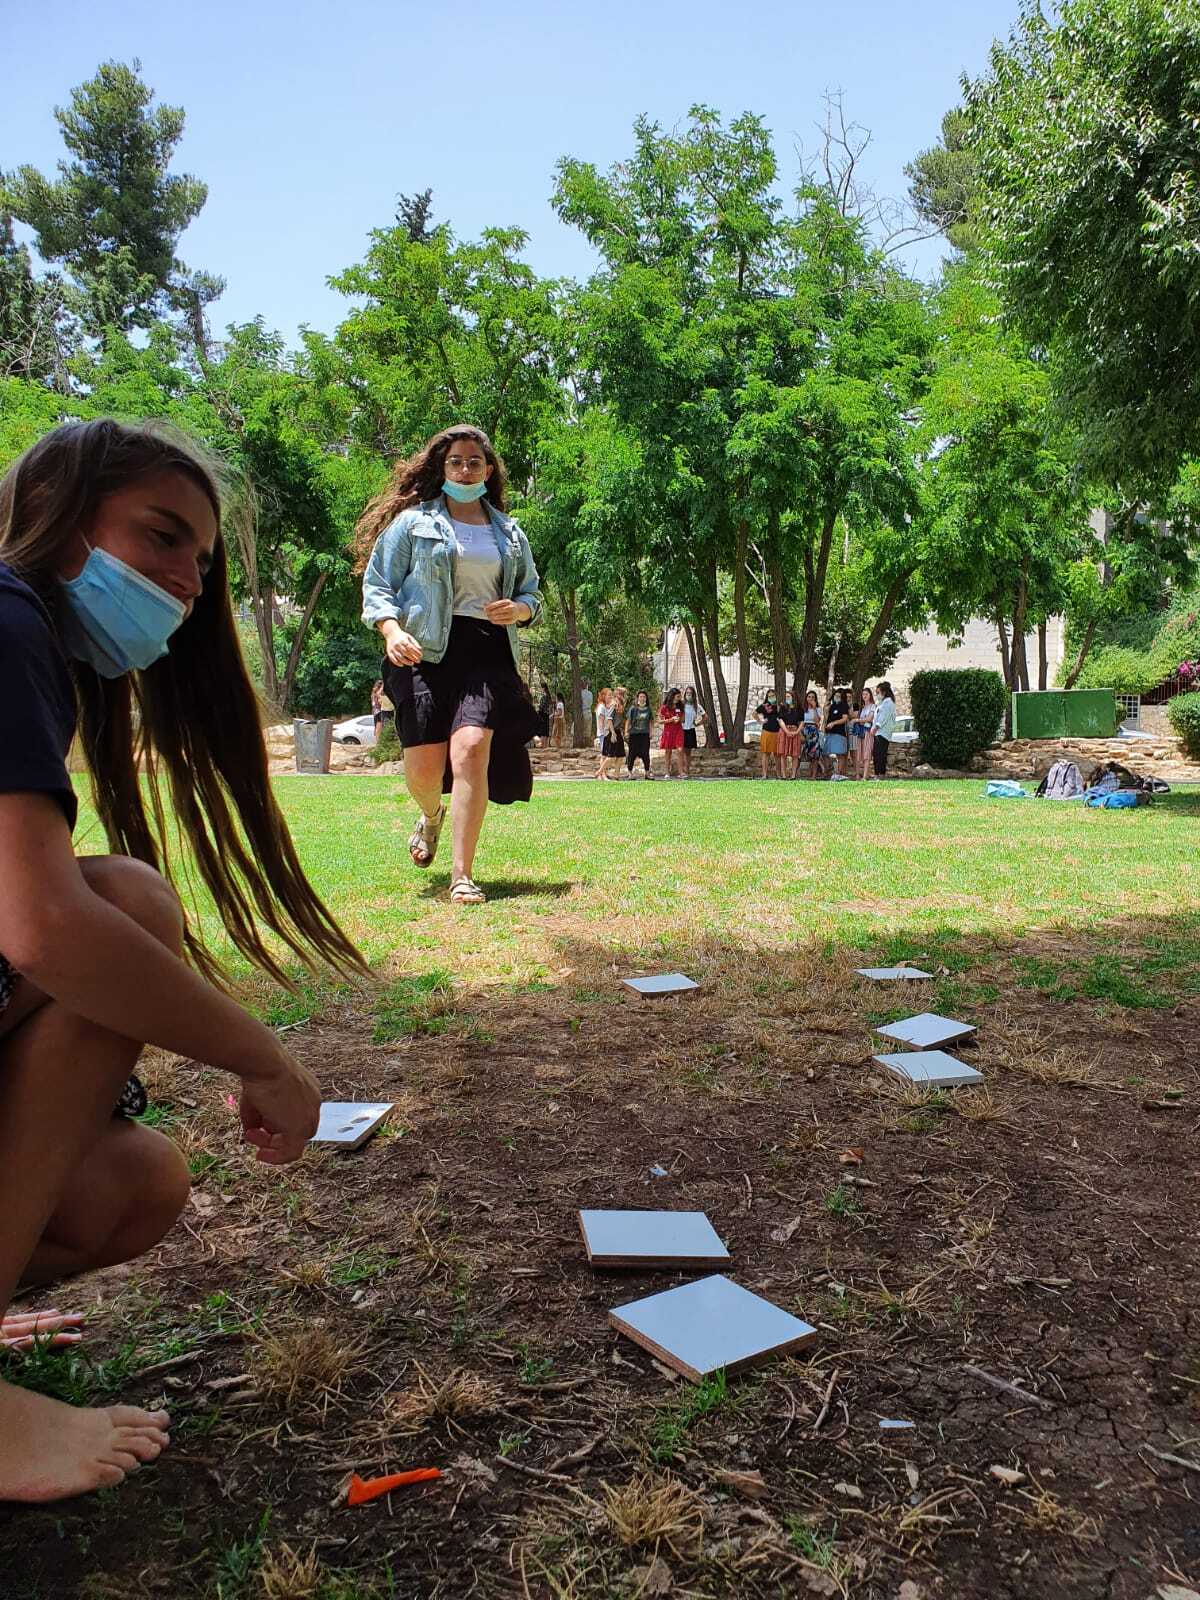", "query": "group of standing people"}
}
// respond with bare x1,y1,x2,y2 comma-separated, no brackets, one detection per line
755,682,897,780
593,686,705,779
